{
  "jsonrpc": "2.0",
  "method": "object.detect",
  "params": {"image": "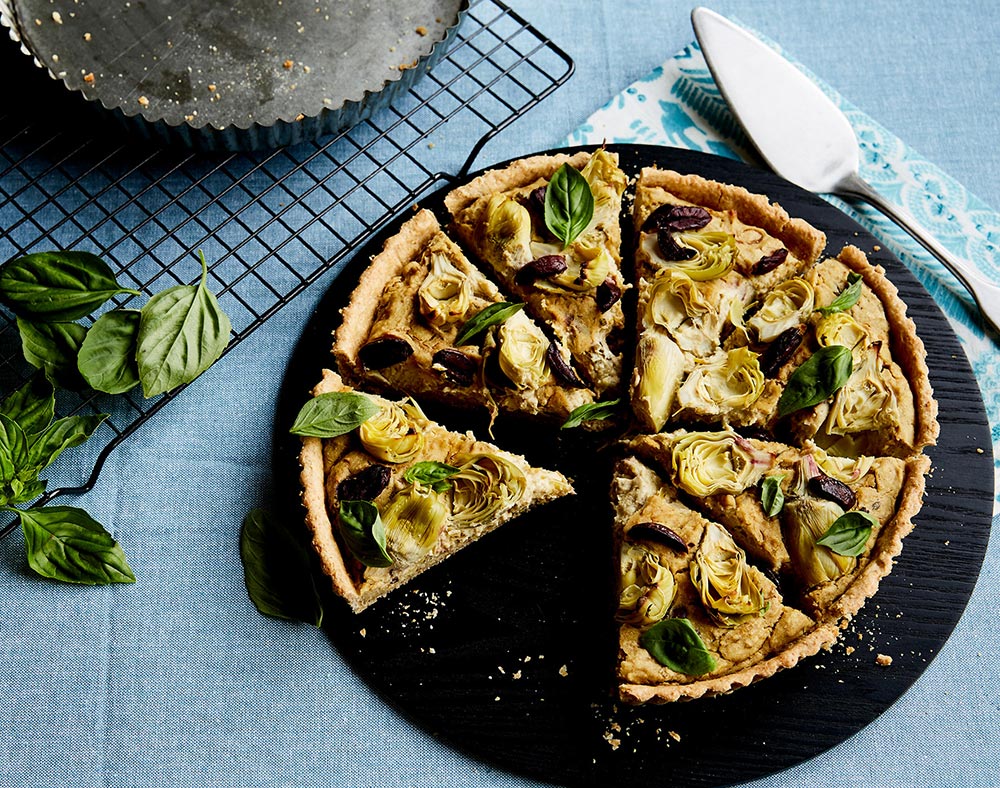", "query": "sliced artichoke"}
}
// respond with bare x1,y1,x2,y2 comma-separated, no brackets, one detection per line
631,327,685,432
497,310,551,390
811,444,875,483
616,544,675,627
783,496,856,587
580,148,628,224
690,522,766,626
358,401,427,464
823,343,900,437
670,430,771,497
746,278,815,343
815,312,869,362
381,484,449,563
484,194,533,264
450,453,527,526
418,252,474,326
676,347,765,416
534,242,612,293
669,230,738,281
